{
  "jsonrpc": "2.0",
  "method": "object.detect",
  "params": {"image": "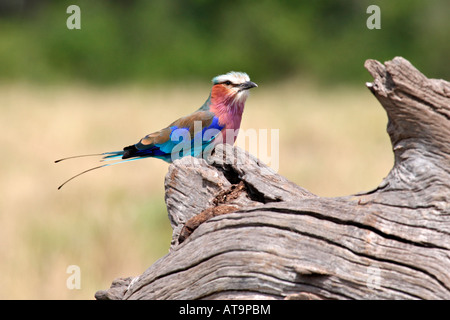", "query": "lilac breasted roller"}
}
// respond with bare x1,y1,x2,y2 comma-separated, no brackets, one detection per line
56,71,257,189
